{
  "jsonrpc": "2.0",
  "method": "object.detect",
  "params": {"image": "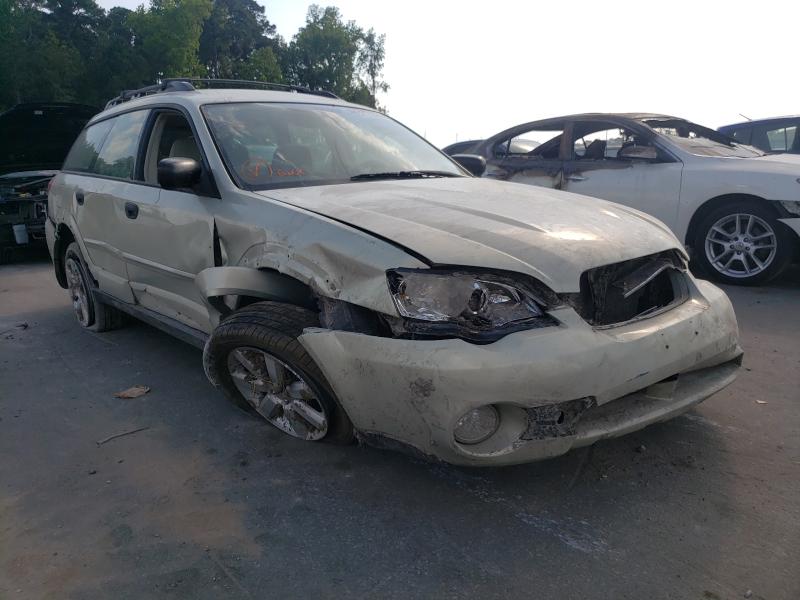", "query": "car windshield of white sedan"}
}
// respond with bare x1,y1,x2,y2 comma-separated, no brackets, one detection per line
202,102,464,189
647,120,764,158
